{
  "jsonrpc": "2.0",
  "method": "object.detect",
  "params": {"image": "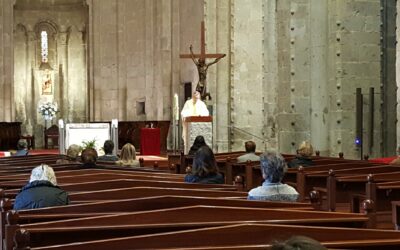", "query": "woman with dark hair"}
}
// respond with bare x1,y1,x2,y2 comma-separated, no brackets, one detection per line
188,135,207,155
184,146,224,184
